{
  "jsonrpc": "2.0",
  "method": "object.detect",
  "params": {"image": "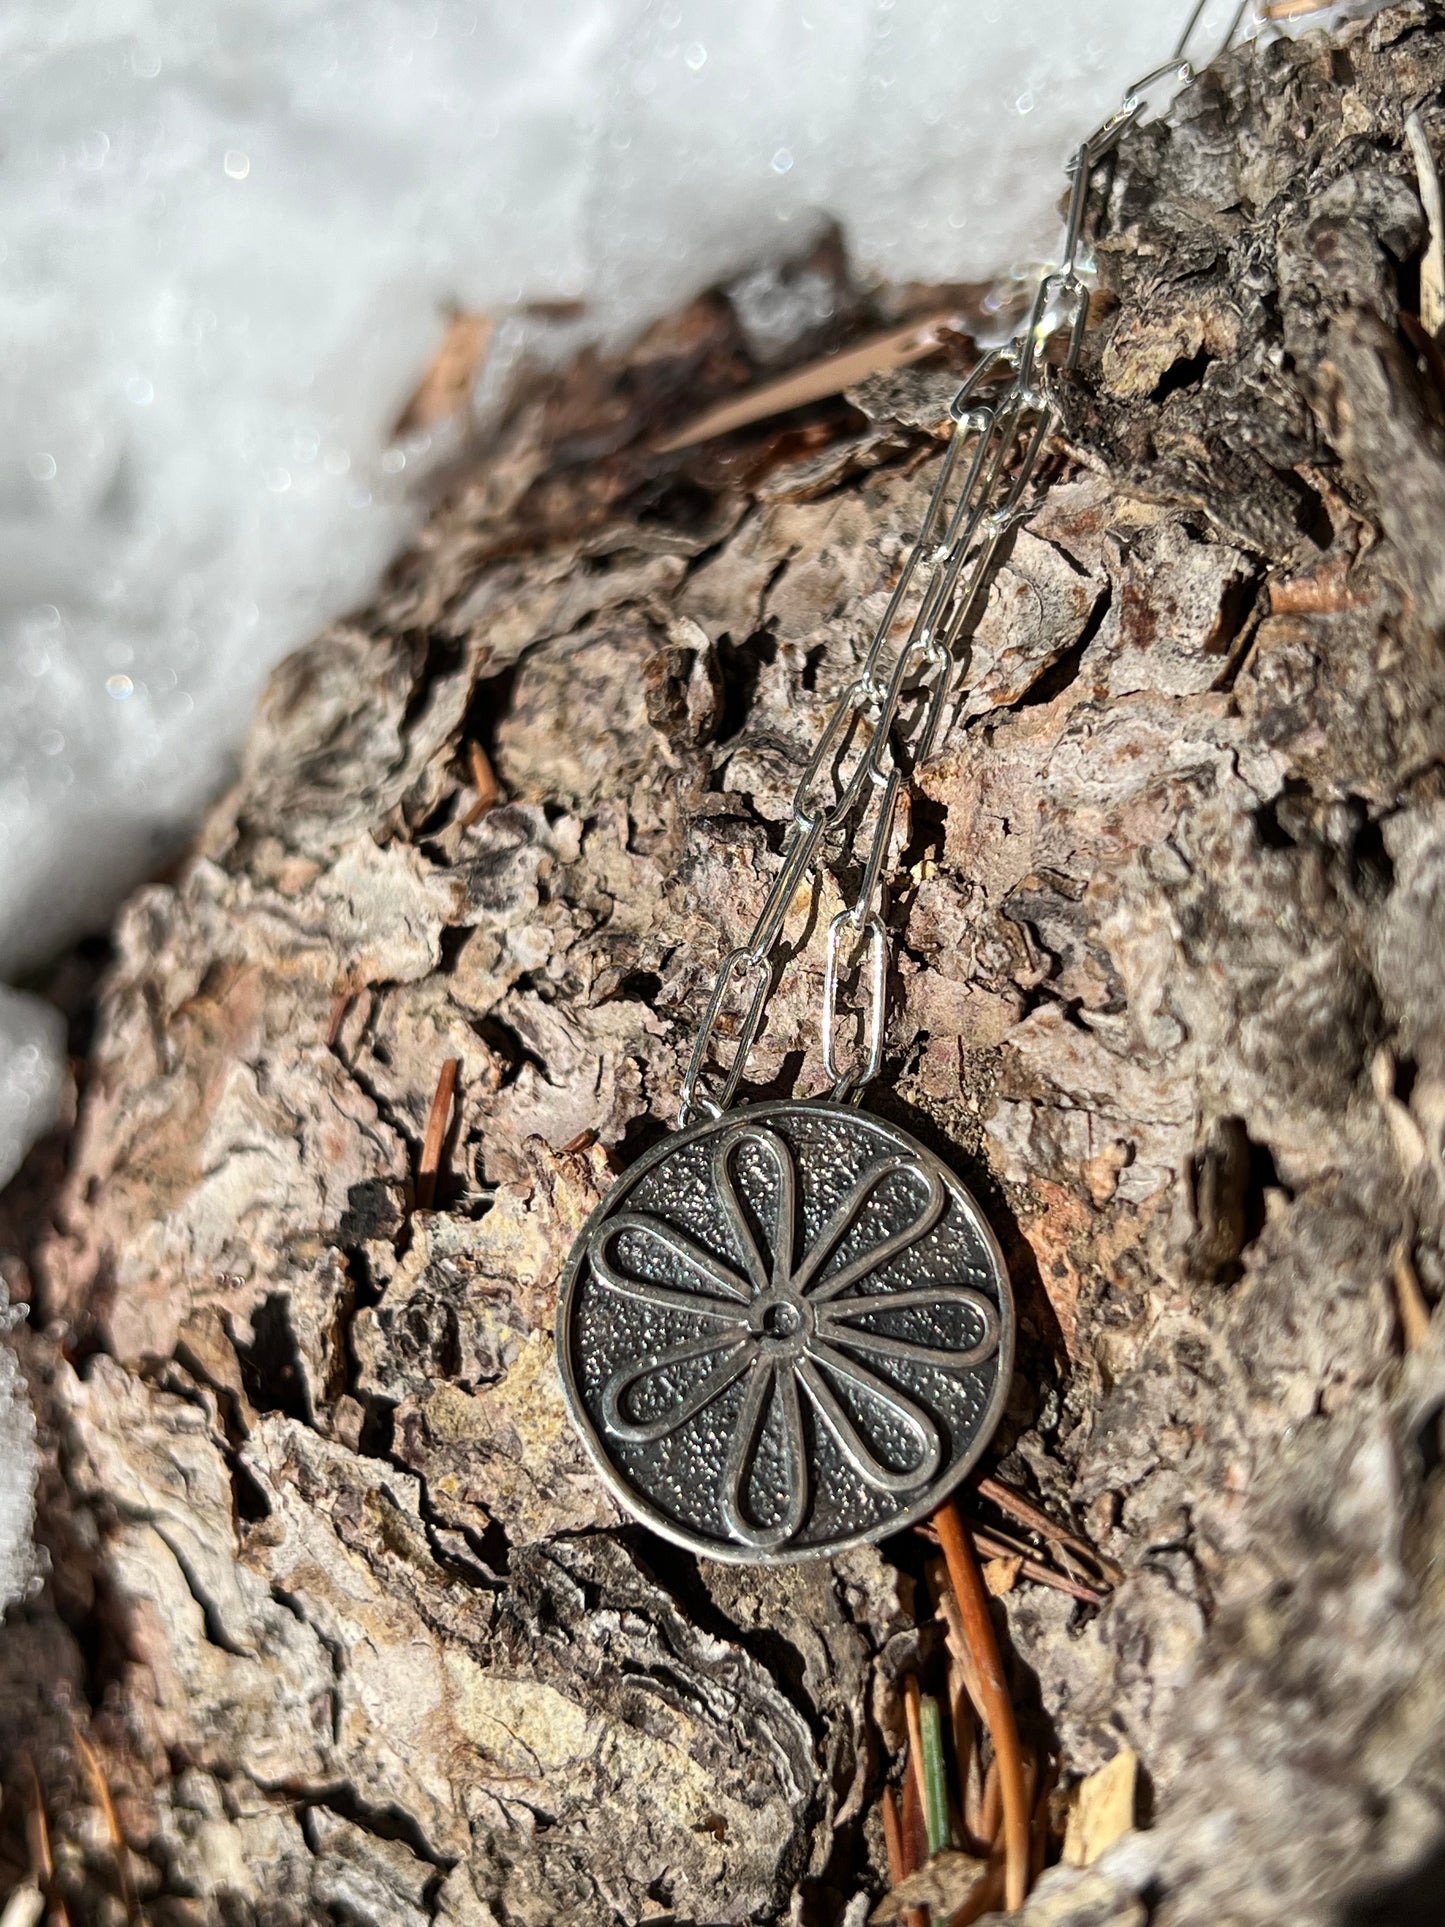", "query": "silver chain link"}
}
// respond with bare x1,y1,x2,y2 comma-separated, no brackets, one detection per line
678,0,1281,1129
